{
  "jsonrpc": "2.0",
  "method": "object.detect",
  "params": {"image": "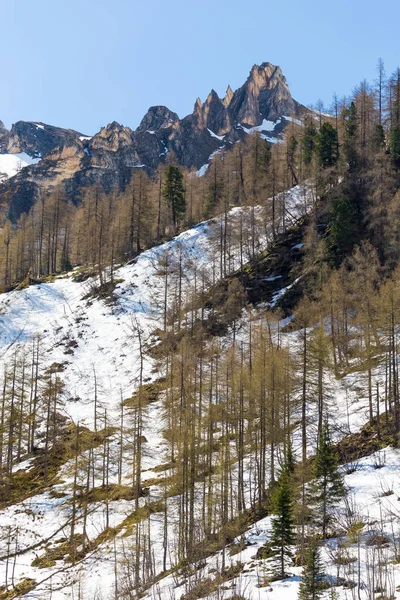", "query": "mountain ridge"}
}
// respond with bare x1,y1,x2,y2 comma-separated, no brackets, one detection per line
0,61,308,221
